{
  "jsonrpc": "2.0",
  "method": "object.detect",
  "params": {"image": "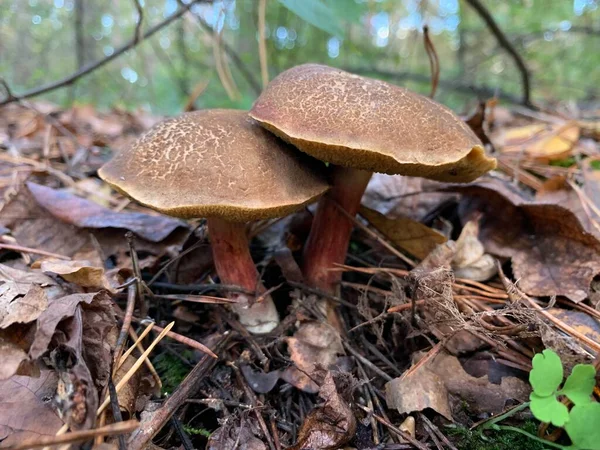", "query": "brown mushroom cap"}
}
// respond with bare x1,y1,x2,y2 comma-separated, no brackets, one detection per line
98,109,329,221
249,64,496,182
